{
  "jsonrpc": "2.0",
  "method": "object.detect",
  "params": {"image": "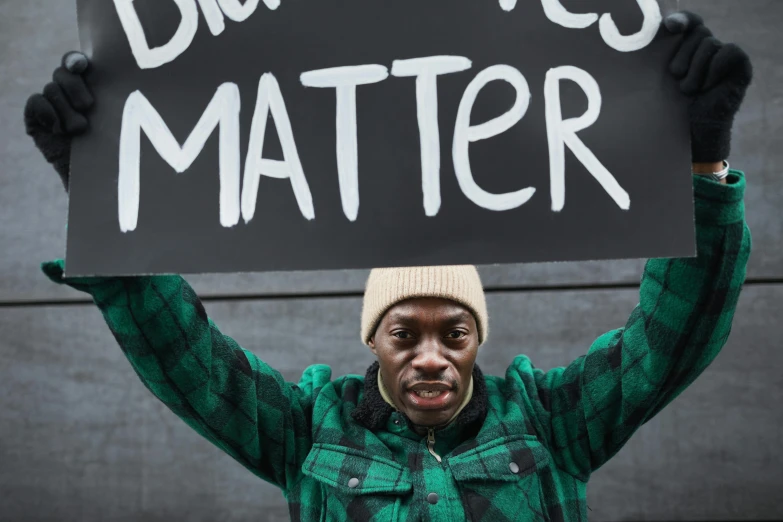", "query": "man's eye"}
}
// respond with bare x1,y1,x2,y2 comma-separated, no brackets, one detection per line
393,331,412,339
447,331,466,339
